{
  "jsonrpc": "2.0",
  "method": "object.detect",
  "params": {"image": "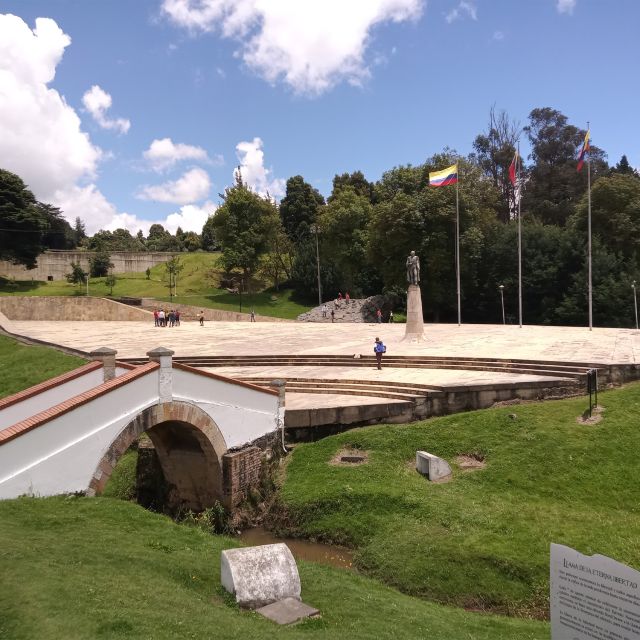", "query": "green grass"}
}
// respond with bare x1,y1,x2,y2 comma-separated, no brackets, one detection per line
0,334,86,399
277,384,640,616
102,449,138,501
0,253,312,320
0,496,547,639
